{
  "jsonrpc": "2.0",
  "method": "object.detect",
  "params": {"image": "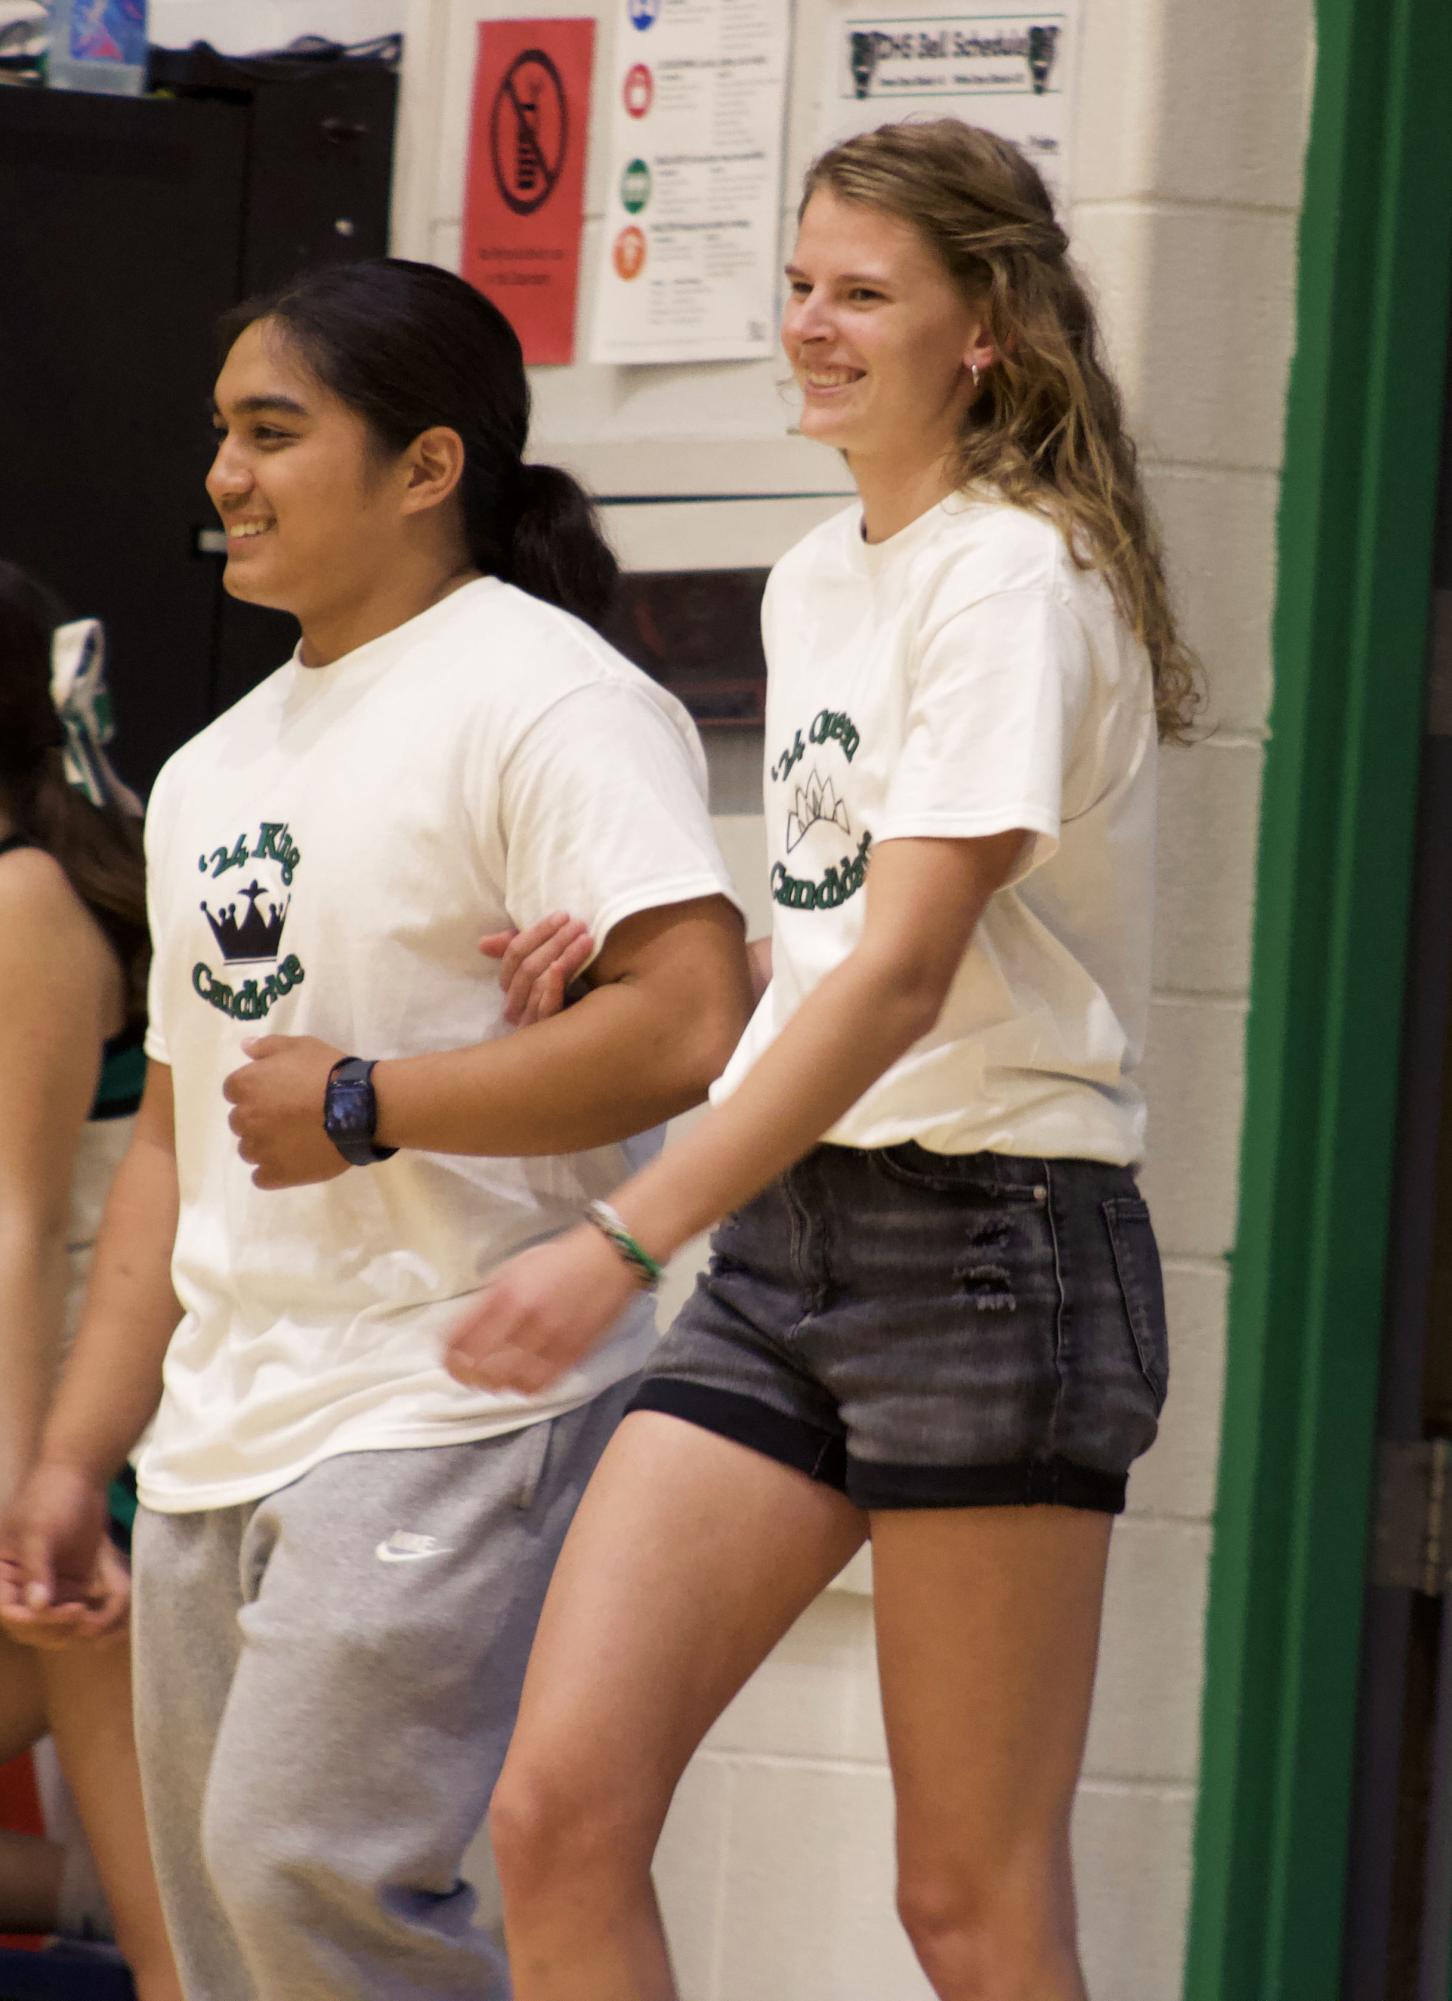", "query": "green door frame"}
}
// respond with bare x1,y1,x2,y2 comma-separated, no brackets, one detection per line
1183,0,1452,1995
